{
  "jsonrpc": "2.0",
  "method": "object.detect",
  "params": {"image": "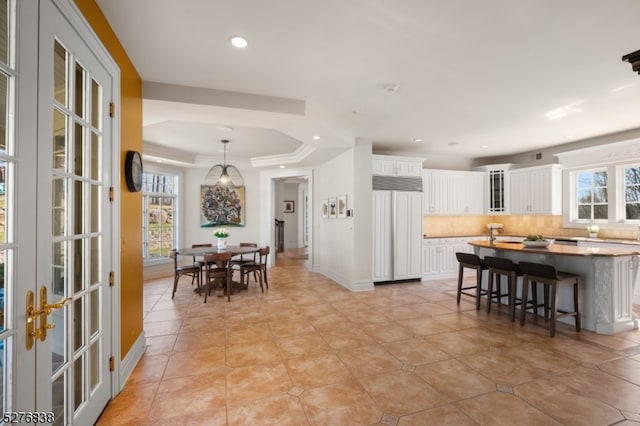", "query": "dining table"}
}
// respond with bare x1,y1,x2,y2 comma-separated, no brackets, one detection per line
175,245,260,296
